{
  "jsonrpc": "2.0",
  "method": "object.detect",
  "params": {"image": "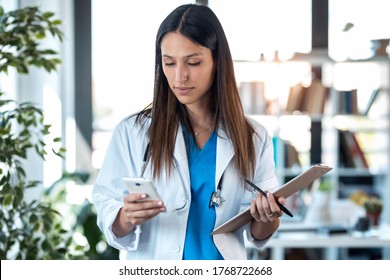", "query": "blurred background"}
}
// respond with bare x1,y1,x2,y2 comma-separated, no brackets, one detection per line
1,0,389,260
